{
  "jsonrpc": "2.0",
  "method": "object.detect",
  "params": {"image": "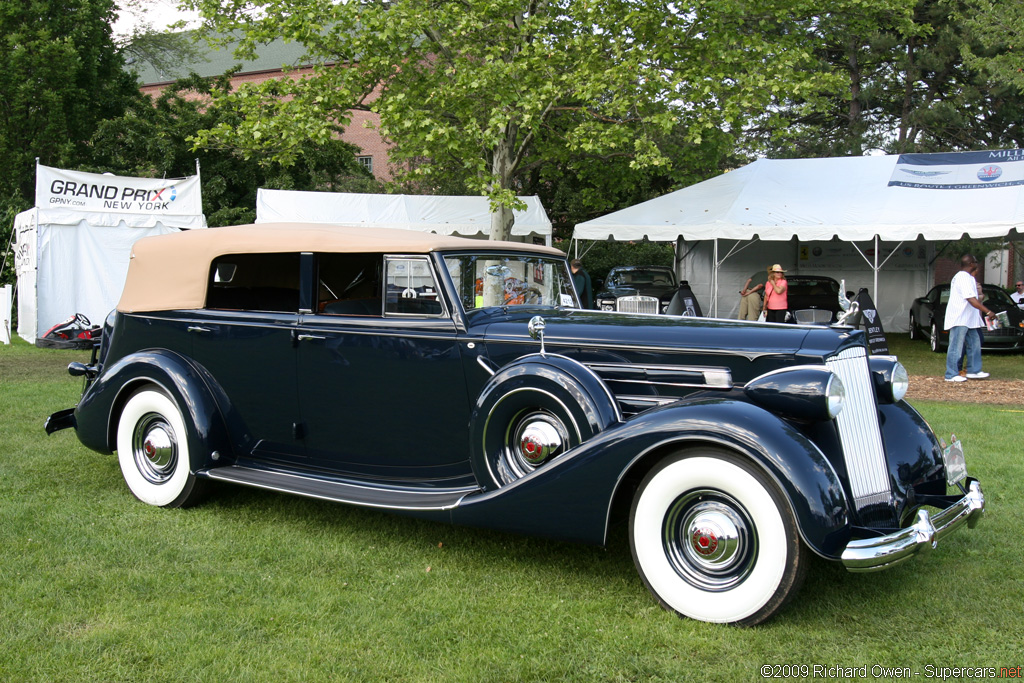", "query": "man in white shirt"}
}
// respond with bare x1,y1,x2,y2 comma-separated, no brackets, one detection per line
1011,281,1024,308
944,254,996,382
